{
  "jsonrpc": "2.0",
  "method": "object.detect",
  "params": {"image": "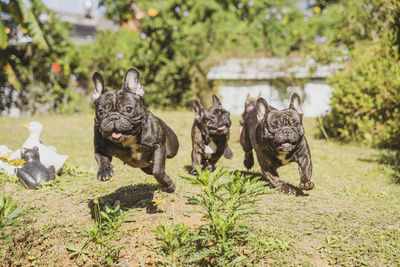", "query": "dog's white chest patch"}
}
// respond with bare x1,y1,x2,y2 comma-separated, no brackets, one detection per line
122,136,142,161
204,139,217,158
277,151,290,165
